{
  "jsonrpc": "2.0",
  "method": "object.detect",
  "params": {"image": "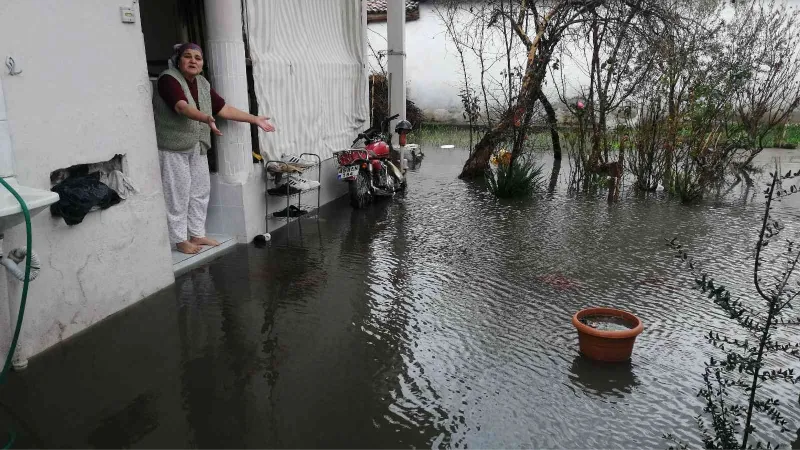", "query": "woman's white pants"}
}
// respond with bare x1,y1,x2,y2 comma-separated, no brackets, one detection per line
158,144,210,245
